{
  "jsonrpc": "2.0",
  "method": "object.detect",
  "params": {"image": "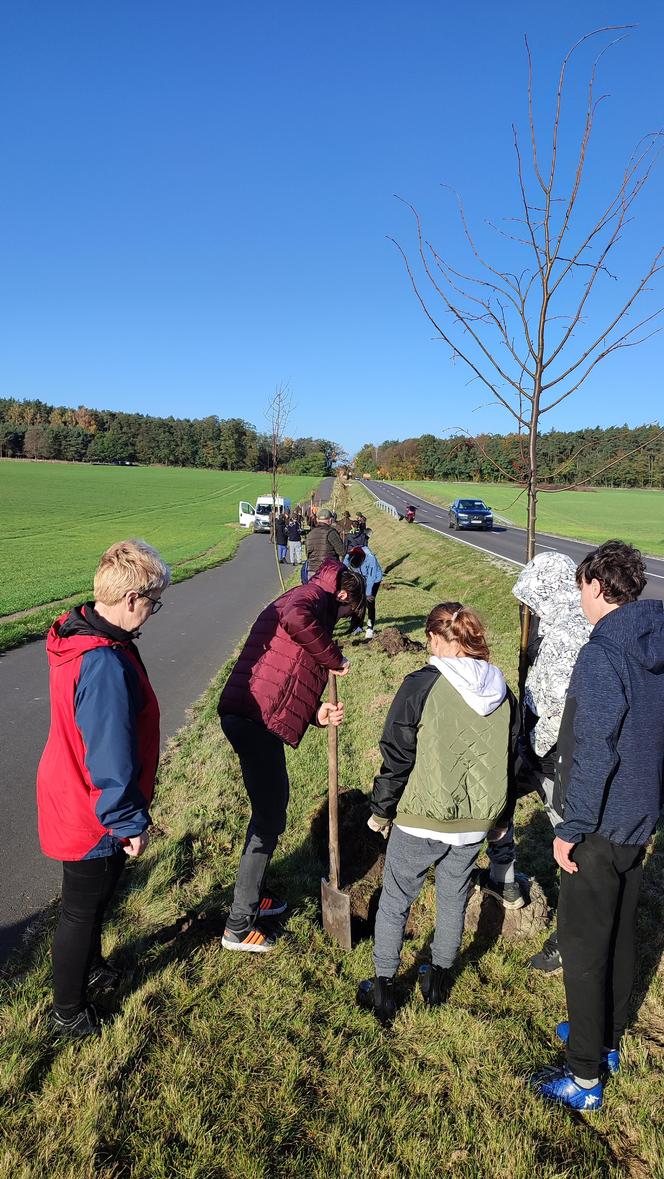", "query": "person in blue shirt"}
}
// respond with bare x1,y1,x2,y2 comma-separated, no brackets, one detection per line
344,544,383,638
531,540,664,1112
